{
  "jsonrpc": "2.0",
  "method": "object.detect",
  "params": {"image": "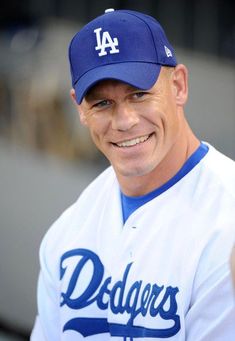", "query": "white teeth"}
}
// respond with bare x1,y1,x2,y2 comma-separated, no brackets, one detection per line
116,134,150,147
